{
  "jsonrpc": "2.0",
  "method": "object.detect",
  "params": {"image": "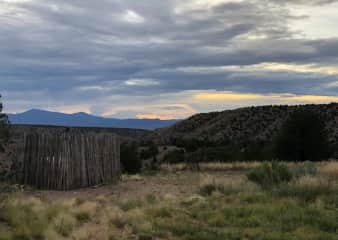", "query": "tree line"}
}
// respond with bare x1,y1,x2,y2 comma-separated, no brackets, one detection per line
0,94,9,152
121,109,336,173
